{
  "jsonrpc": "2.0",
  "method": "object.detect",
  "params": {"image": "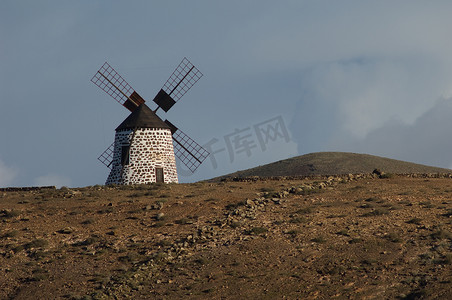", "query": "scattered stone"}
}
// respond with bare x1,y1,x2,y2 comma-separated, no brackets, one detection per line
272,198,281,205
57,227,75,234
372,169,382,176
155,201,165,210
